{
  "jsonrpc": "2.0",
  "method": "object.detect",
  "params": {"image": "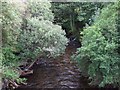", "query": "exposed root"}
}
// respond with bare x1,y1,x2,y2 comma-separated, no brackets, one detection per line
2,79,20,90
20,70,33,77
9,80,20,89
